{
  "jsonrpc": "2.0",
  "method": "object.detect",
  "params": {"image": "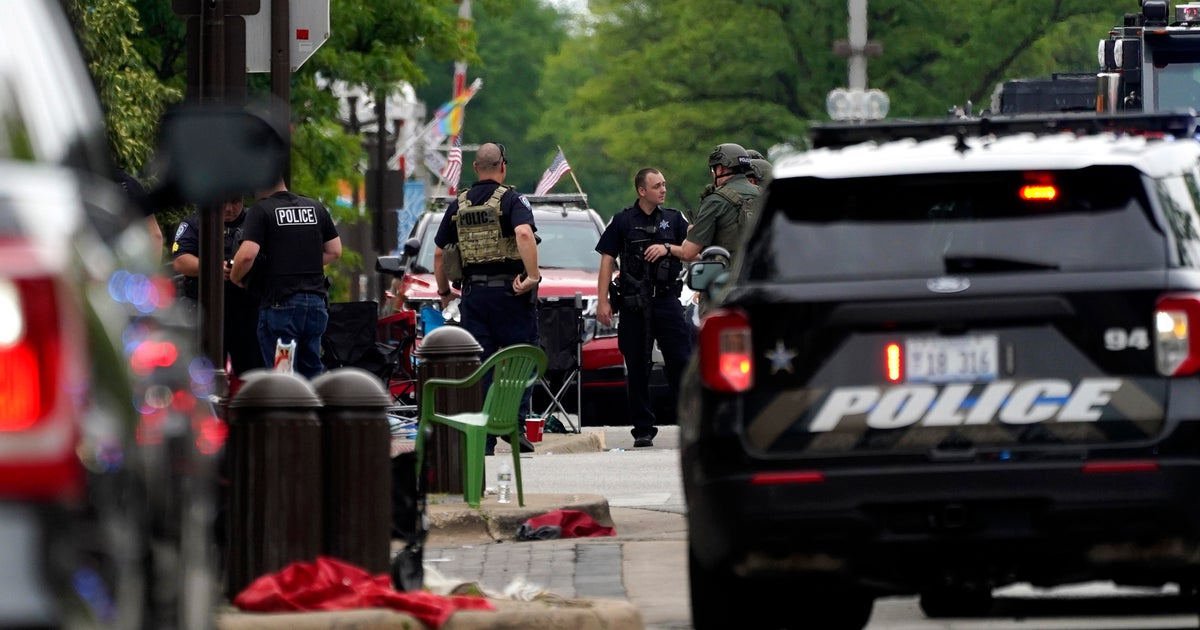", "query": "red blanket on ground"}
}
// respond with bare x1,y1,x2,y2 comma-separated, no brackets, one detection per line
233,556,493,628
